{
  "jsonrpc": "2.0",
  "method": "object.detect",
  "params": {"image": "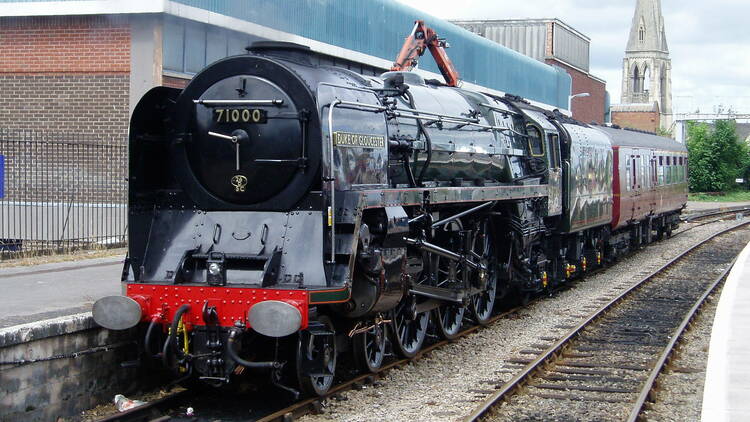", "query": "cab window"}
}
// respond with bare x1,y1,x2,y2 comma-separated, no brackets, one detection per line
526,125,545,157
